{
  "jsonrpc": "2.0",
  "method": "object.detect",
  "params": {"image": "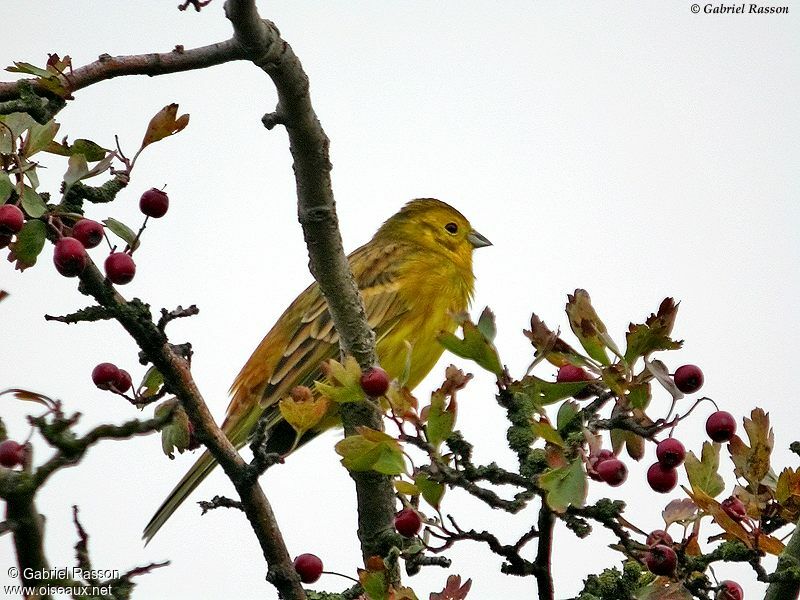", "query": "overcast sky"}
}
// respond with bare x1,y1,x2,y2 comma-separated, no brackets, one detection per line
1,2,798,598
